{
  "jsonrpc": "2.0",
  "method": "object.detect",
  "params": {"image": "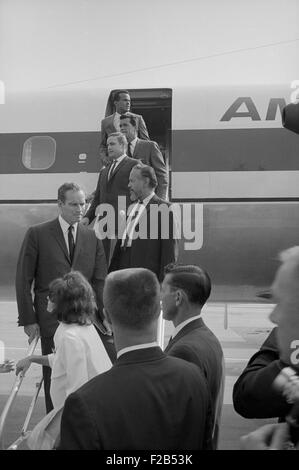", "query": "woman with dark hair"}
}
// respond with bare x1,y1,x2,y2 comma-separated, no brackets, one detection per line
16,271,111,448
